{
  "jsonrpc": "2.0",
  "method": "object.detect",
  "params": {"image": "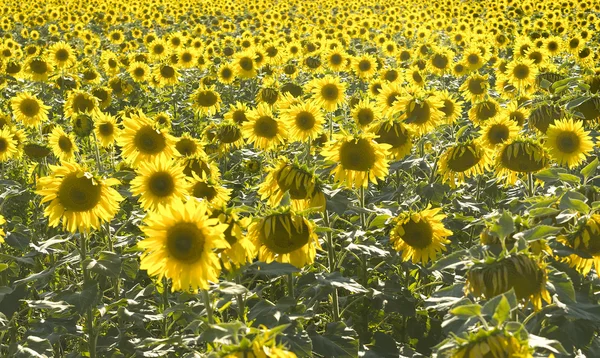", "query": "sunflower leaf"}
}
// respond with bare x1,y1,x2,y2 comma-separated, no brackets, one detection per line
581,158,599,183
513,225,562,242
450,304,481,318
492,296,511,325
